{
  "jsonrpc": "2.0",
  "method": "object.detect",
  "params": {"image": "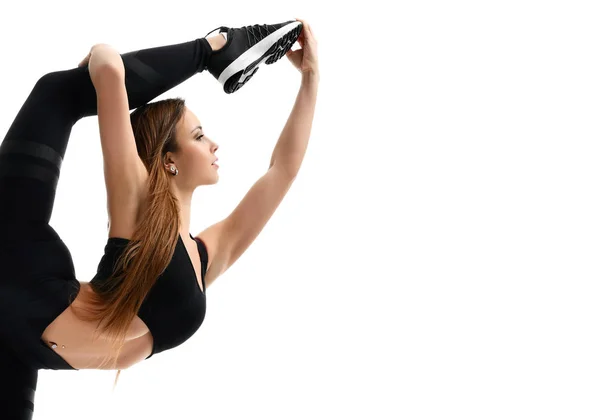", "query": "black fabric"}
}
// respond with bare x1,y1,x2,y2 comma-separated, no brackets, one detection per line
0,337,38,420
91,233,208,359
0,229,81,371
